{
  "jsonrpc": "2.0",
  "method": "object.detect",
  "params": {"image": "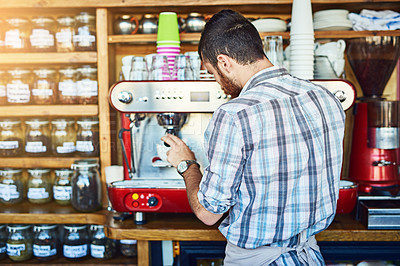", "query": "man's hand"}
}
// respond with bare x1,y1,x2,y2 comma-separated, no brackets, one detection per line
161,134,196,167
